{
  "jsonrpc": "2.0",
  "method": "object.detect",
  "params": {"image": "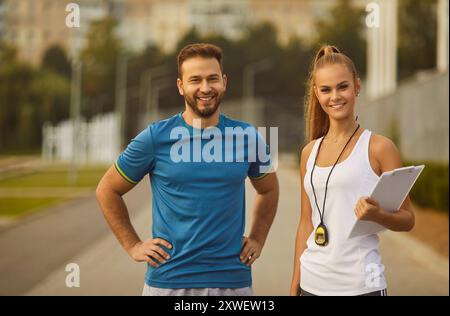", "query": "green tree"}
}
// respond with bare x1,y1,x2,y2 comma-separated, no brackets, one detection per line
238,23,284,97
398,0,437,80
314,0,366,77
80,17,122,117
42,45,71,78
279,37,310,98
125,44,170,137
240,22,280,63
0,43,35,152
127,43,167,94
30,69,71,124
26,69,70,148
173,28,203,55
